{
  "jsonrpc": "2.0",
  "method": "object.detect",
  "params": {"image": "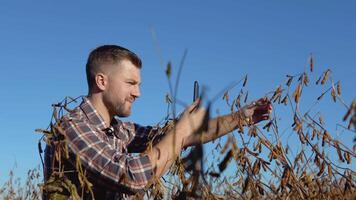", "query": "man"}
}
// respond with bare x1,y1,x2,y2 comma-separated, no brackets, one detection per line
44,45,272,199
